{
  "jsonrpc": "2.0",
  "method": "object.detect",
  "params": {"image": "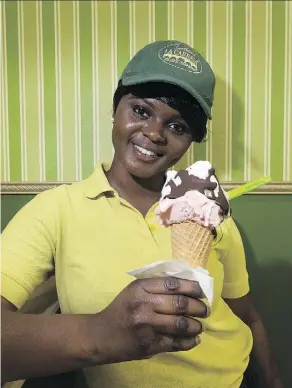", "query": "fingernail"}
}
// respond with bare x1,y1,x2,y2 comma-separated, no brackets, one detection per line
195,336,201,346
206,305,211,317
165,277,180,291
